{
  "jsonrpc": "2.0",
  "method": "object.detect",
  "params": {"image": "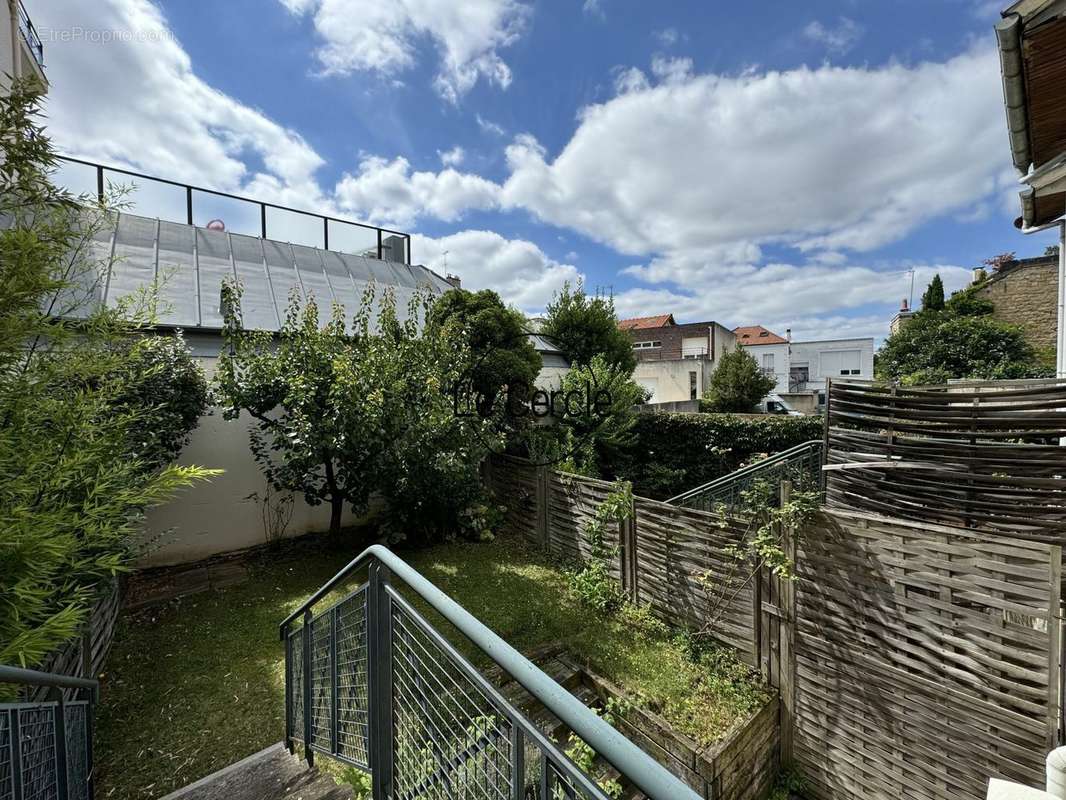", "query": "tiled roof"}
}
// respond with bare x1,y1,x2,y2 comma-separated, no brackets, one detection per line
618,314,675,331
734,325,788,345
